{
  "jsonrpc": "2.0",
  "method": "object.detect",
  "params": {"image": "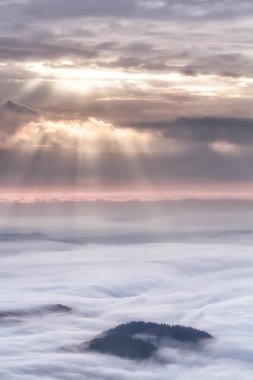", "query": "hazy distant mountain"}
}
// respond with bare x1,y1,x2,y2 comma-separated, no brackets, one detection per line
86,321,213,360
0,232,48,242
1,100,38,116
0,304,72,319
